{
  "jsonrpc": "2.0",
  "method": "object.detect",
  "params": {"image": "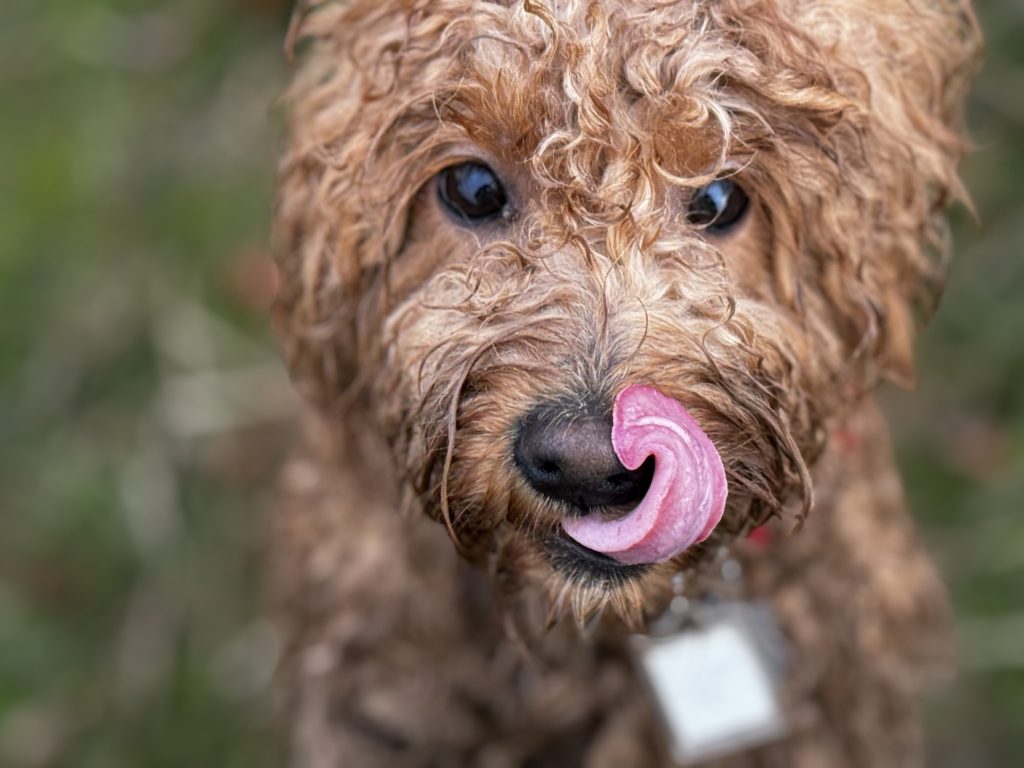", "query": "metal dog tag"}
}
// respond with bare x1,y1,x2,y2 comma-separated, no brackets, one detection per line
632,602,787,765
